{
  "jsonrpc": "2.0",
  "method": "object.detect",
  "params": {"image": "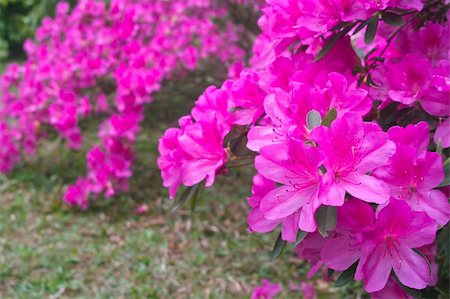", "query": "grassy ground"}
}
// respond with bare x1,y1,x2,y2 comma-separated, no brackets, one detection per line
0,65,366,299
